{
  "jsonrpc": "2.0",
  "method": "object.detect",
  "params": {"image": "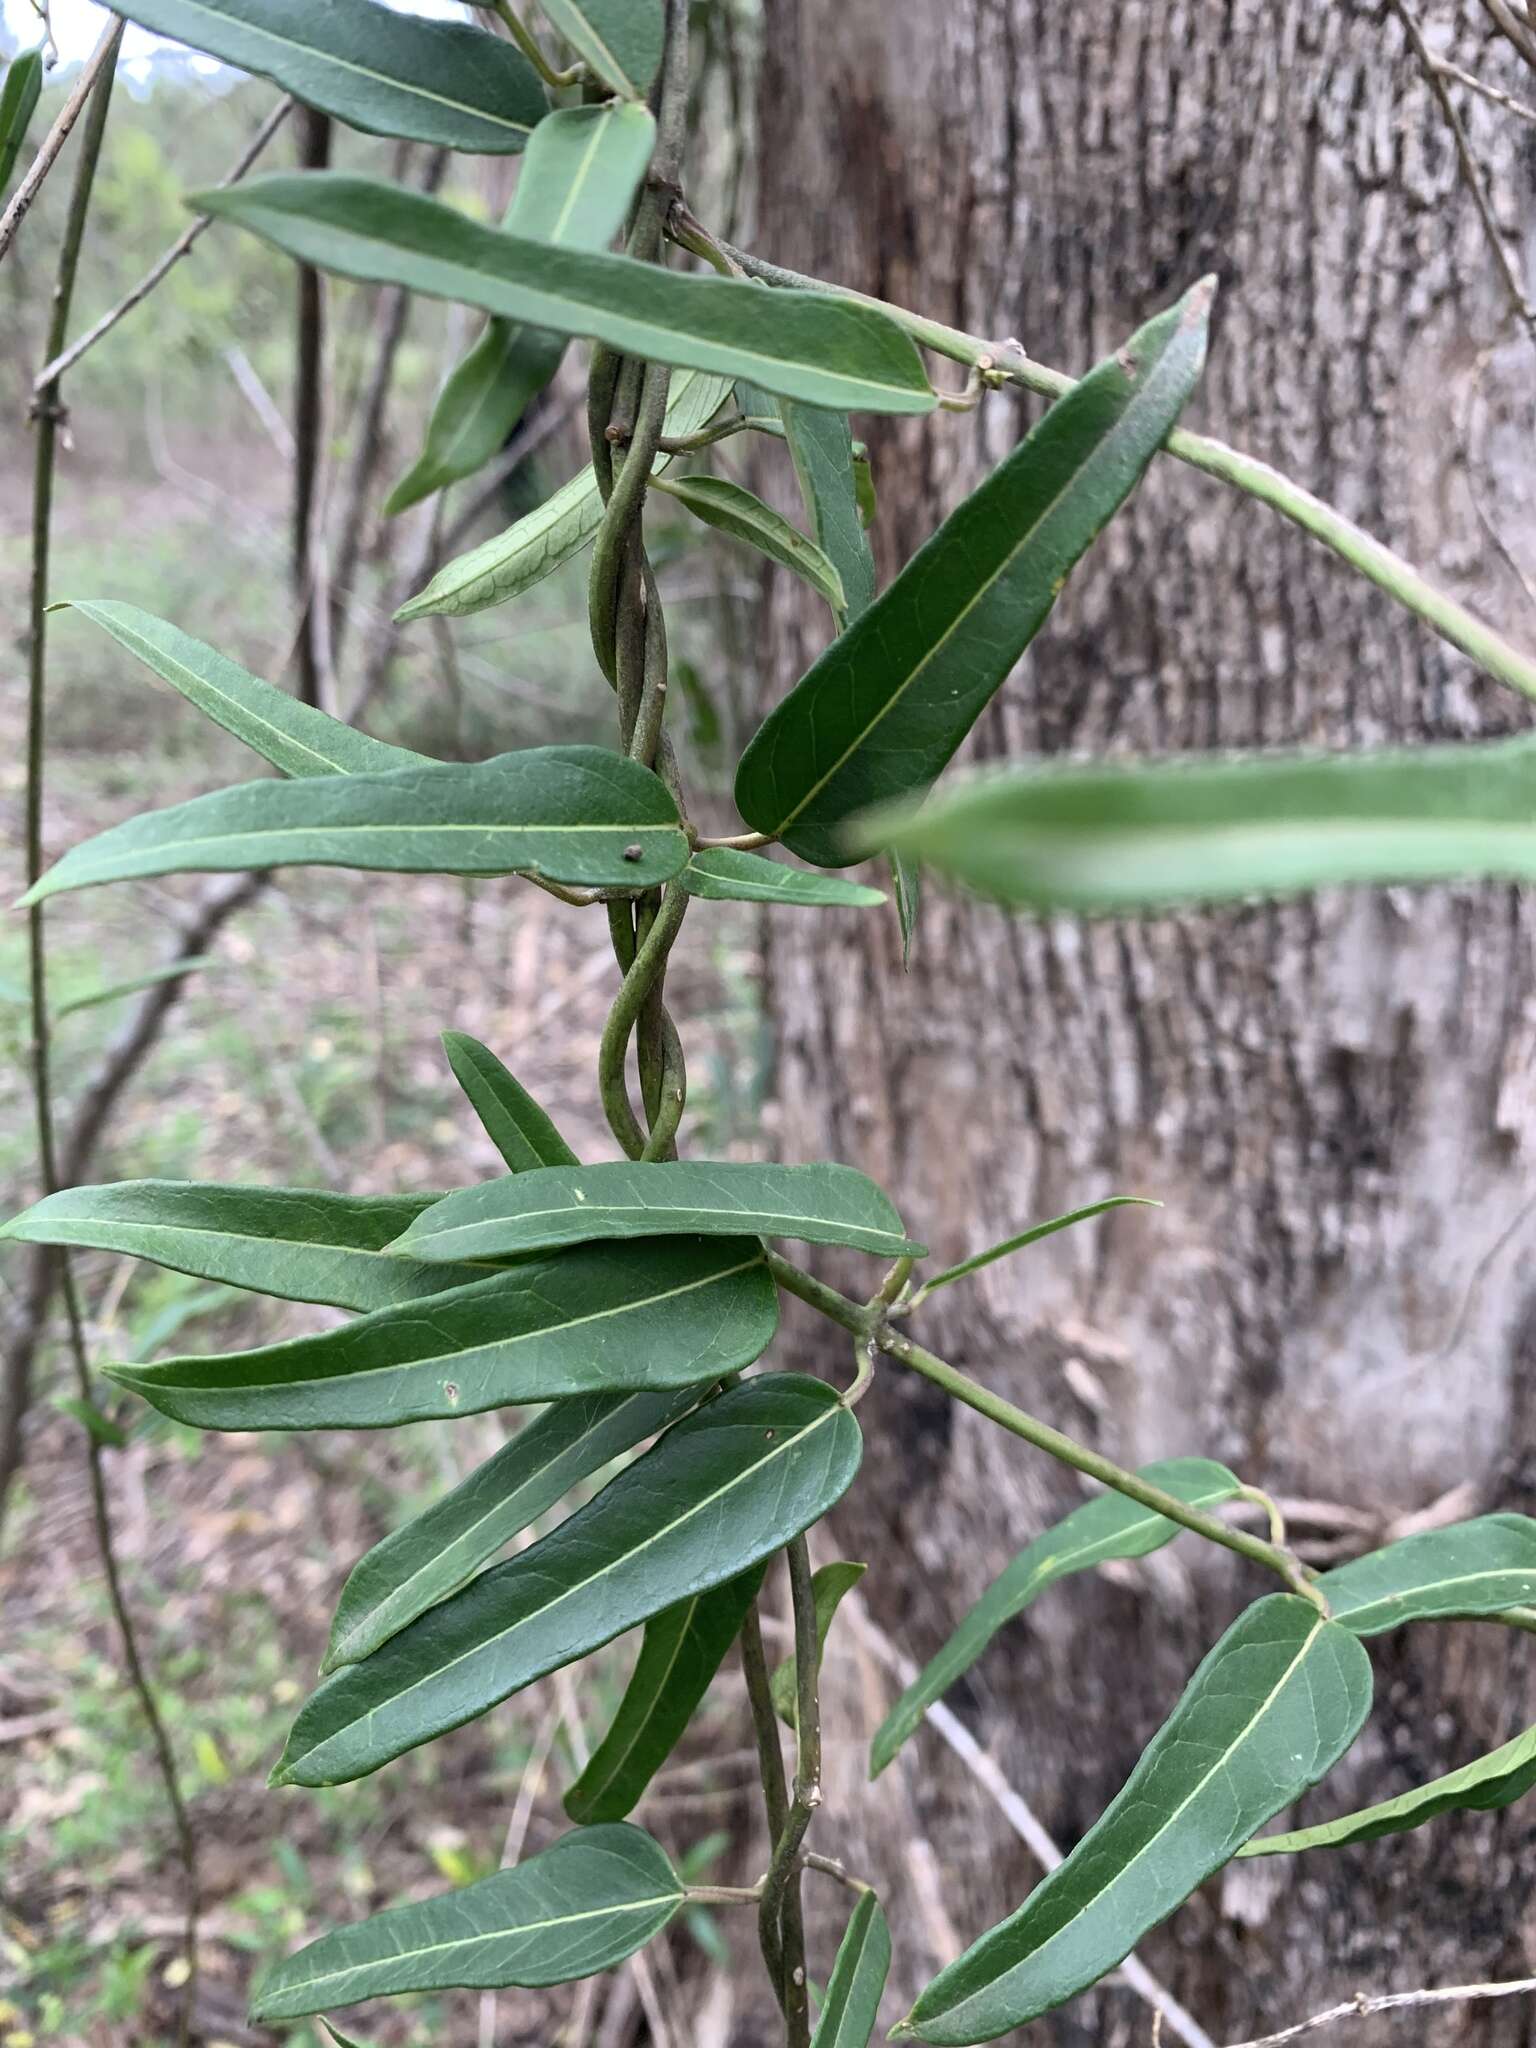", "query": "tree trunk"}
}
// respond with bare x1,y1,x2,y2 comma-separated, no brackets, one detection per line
753,5,1536,2042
